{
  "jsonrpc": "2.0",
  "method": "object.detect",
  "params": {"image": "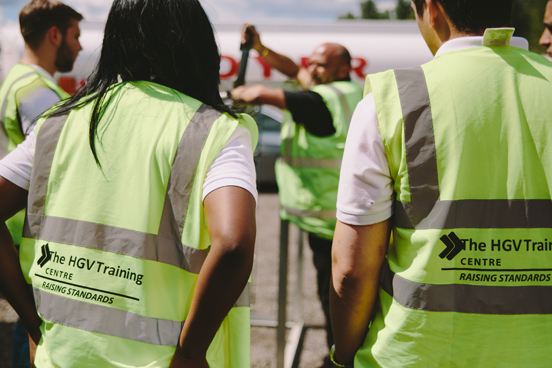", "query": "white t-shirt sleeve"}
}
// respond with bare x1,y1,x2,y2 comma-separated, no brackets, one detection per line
0,125,258,203
0,129,35,190
336,93,394,226
17,85,61,134
202,125,258,202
